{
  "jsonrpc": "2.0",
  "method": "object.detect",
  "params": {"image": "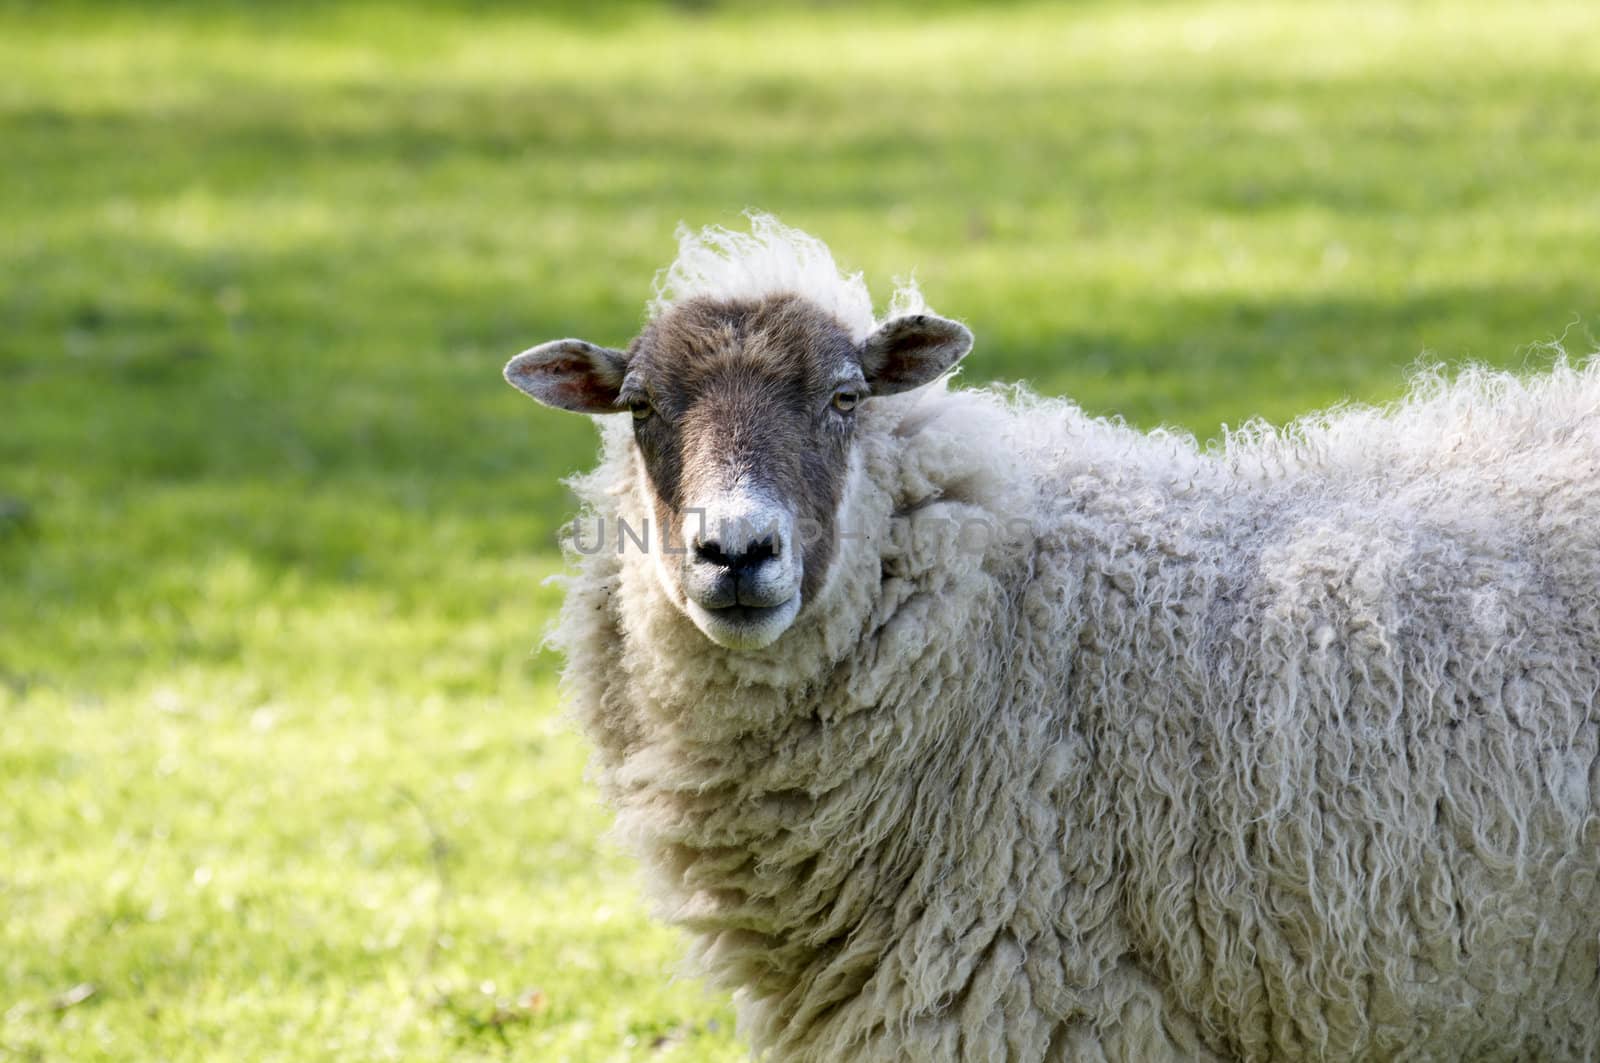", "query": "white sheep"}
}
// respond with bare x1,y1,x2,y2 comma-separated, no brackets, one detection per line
503,215,1600,1061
